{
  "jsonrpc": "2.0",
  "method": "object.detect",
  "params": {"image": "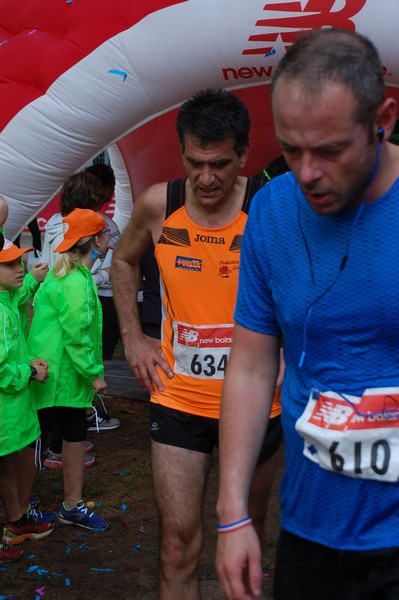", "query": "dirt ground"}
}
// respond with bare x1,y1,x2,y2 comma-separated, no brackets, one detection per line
0,394,283,600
